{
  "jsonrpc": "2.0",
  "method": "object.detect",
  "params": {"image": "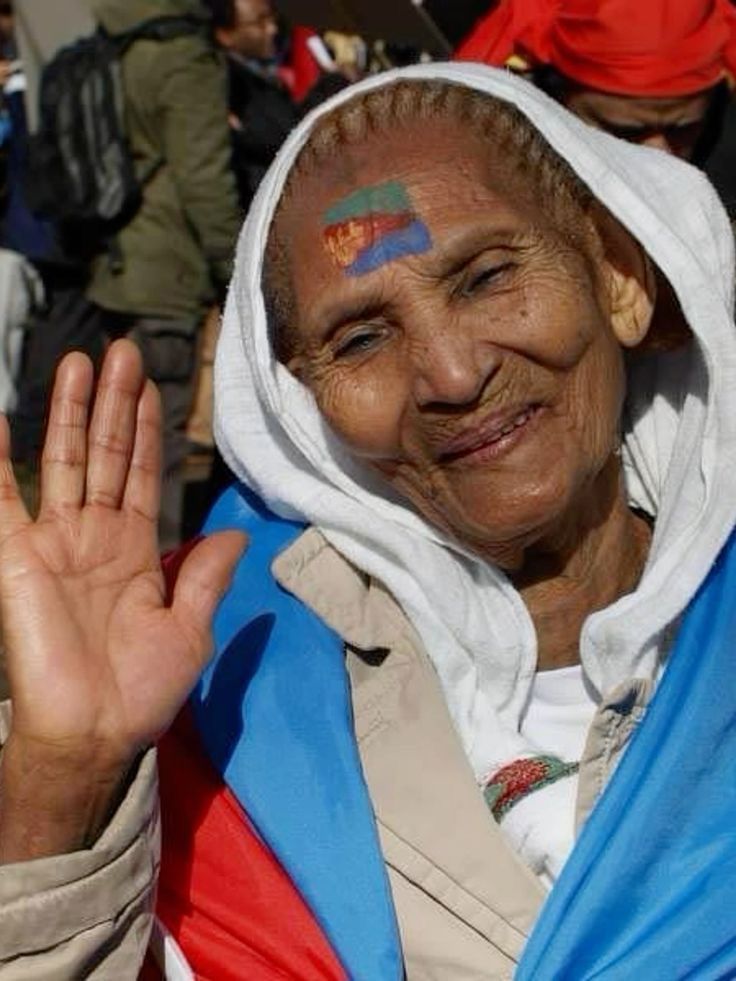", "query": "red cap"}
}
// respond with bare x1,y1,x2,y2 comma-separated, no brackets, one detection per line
456,0,736,97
